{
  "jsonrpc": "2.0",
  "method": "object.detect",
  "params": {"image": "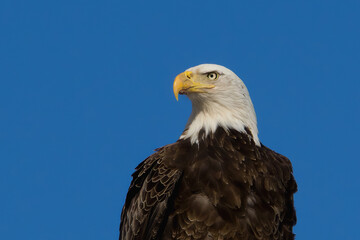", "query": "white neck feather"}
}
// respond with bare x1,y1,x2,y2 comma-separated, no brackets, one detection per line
180,97,260,146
